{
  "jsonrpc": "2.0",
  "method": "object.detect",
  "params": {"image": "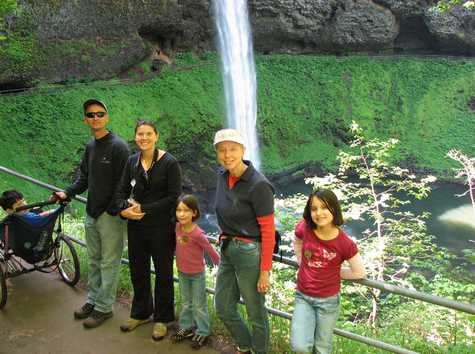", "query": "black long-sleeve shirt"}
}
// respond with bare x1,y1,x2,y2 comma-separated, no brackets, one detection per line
115,151,182,228
65,132,130,218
